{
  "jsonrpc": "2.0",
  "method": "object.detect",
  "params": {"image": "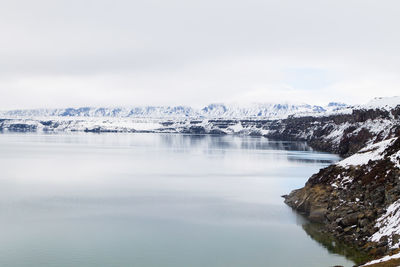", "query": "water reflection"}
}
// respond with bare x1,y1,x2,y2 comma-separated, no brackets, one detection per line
0,133,350,267
159,134,313,152
302,223,372,265
157,134,340,164
3,132,340,165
